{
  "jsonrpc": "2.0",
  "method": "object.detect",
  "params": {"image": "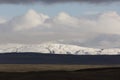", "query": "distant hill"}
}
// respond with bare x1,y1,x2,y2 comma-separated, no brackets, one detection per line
0,52,120,64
